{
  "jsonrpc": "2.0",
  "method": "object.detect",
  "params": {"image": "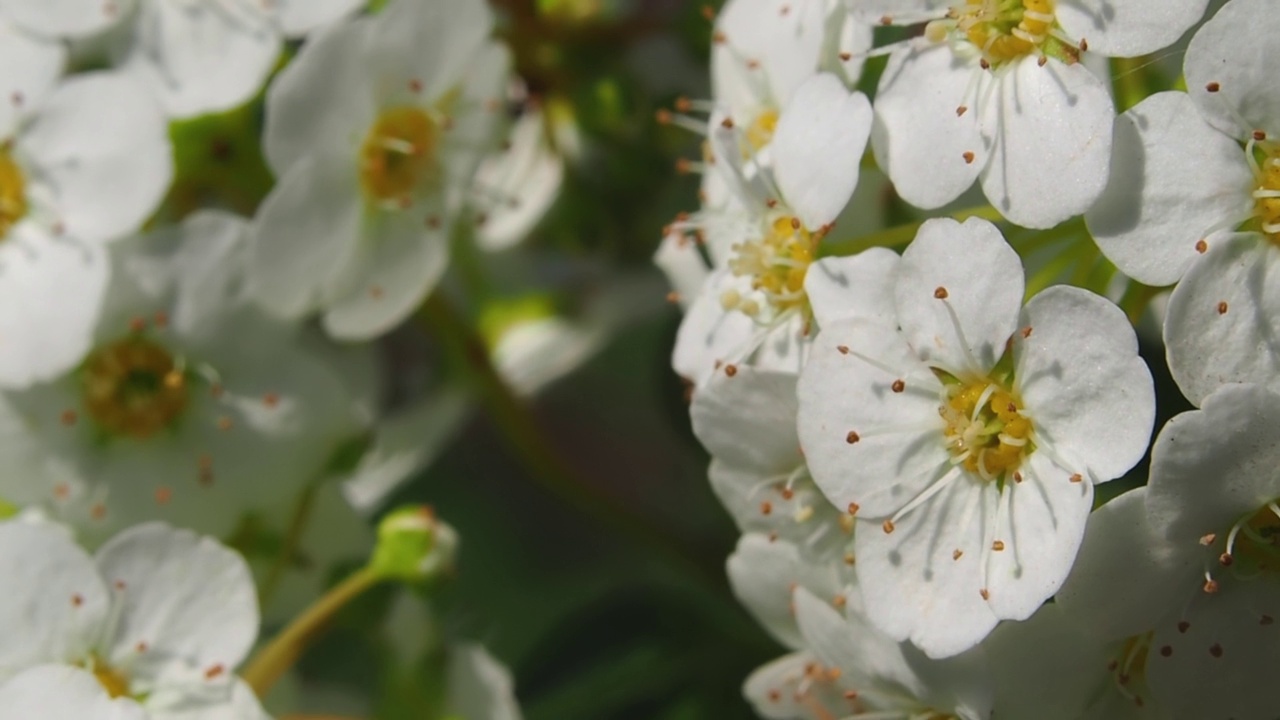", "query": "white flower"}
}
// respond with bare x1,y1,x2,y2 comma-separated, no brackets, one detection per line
472,107,565,252
0,520,269,718
672,72,872,384
0,211,370,542
0,69,171,389
446,644,523,720
859,0,1208,228
1089,0,1280,404
0,665,148,719
796,217,1154,657
1060,384,1280,719
0,0,363,118
249,0,509,340
0,16,64,136
747,586,993,720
